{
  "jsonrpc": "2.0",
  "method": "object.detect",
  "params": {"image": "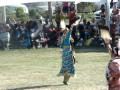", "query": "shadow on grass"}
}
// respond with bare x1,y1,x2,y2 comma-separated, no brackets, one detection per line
7,84,64,90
